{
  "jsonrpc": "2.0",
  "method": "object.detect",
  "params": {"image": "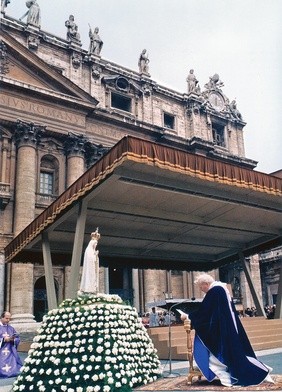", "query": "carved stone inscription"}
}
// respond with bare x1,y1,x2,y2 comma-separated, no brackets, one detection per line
0,94,85,126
